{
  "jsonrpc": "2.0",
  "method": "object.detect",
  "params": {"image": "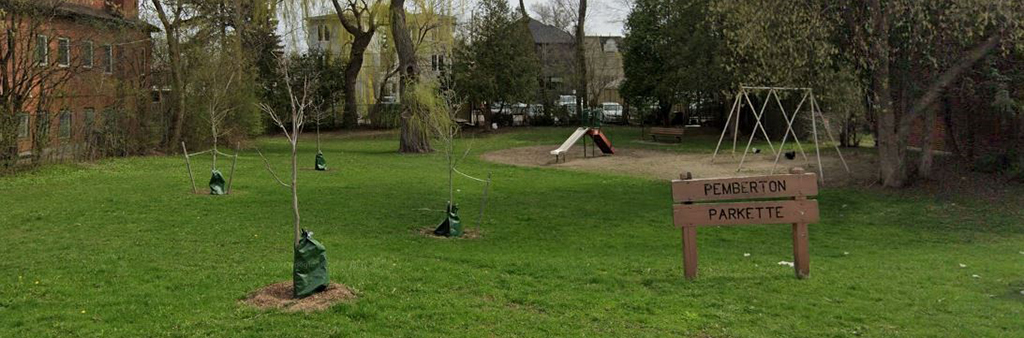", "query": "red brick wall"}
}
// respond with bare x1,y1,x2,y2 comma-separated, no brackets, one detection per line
907,115,948,152
12,6,151,155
